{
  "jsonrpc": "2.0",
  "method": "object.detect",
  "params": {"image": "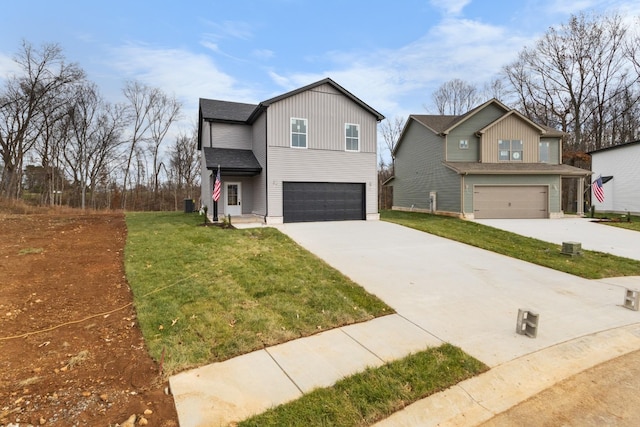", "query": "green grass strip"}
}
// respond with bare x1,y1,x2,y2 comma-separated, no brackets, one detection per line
124,212,391,374
381,210,640,279
240,343,487,427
